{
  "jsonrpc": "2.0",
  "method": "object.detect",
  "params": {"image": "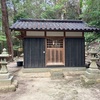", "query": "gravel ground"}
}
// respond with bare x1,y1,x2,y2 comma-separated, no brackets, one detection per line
0,62,100,100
